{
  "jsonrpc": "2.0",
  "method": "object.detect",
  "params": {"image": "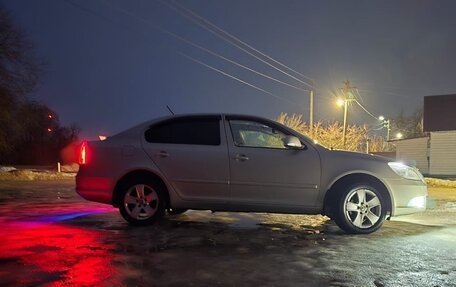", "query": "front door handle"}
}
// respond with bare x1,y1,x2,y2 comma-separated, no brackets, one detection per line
157,150,169,158
233,154,249,161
